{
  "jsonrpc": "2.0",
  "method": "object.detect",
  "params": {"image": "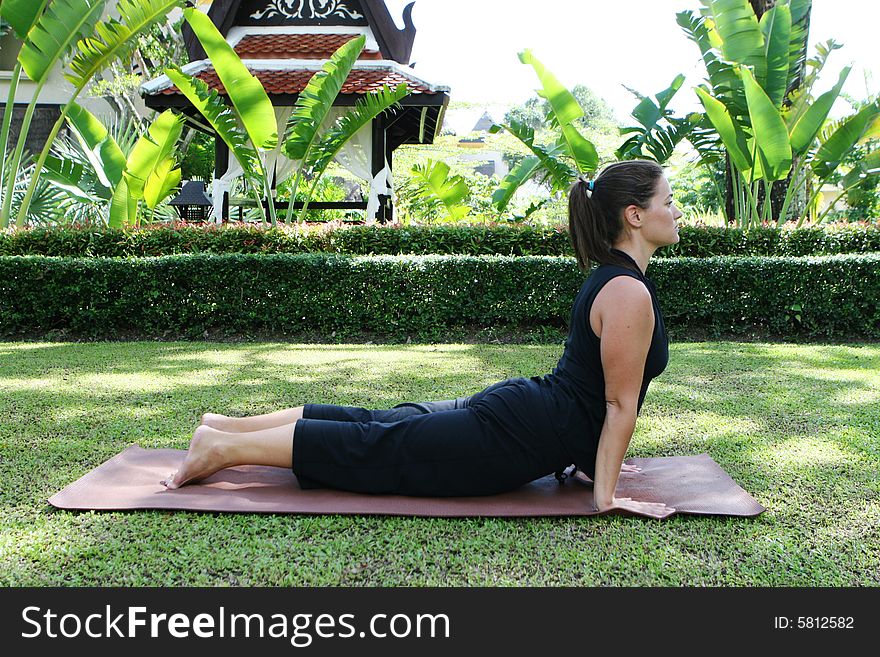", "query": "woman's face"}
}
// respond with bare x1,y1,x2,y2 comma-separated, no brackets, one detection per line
639,176,683,247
